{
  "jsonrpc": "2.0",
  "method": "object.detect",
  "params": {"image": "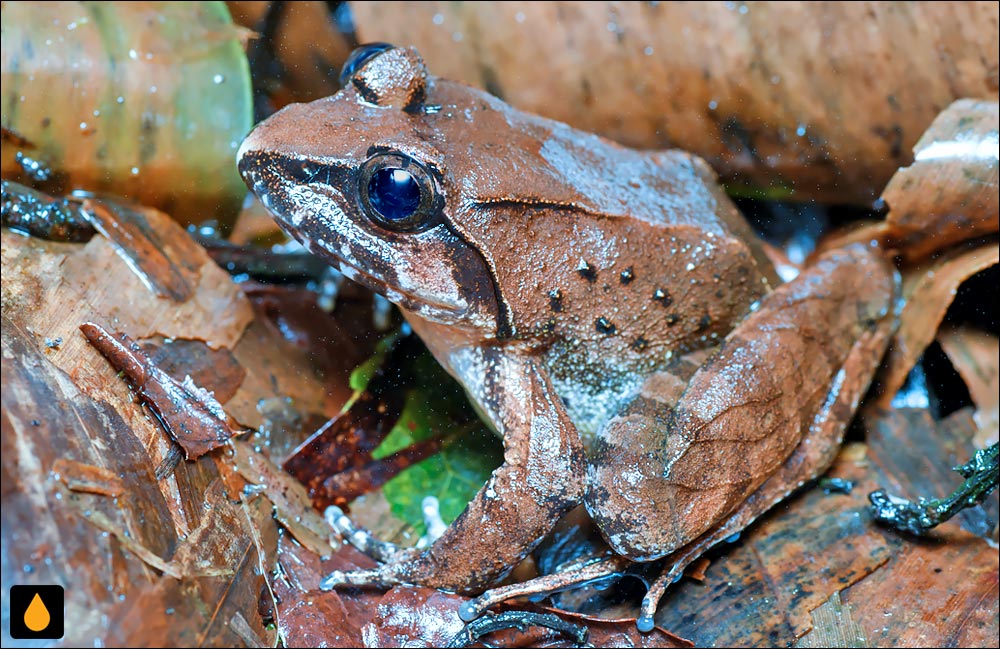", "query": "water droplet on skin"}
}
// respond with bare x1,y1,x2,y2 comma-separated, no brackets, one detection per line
708,100,718,110
515,11,525,23
128,48,138,60
213,73,224,84
644,46,654,56
452,31,463,42
116,96,125,104
796,124,807,137
433,13,444,25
